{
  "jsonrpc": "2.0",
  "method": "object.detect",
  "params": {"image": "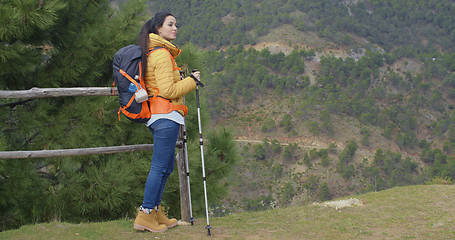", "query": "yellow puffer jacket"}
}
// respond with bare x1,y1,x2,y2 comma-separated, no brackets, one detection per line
145,33,197,116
